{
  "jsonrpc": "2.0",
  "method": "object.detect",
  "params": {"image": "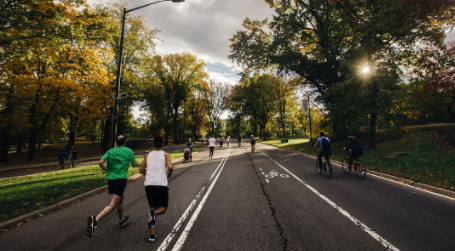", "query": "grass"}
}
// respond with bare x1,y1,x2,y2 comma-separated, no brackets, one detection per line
261,132,455,191
0,145,207,224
